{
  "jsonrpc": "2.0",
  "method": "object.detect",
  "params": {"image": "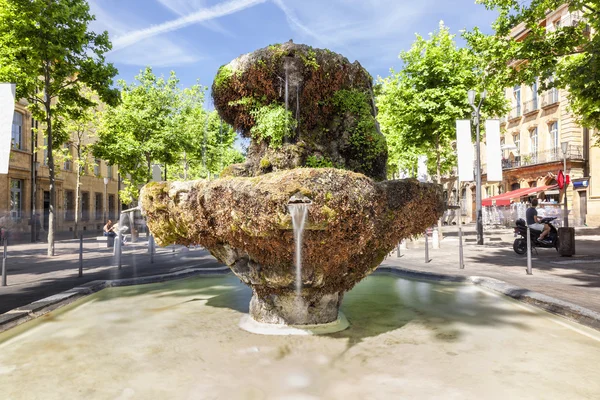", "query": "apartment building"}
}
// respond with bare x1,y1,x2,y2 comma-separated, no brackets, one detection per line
0,99,119,242
444,5,599,228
